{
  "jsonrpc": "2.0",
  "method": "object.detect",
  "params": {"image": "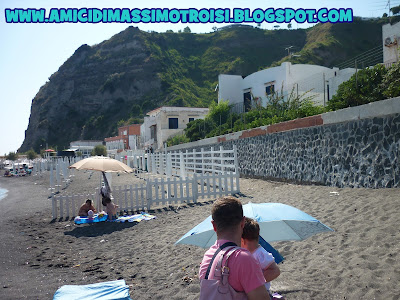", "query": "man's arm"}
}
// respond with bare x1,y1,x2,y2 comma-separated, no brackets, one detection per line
263,262,280,282
247,285,271,300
